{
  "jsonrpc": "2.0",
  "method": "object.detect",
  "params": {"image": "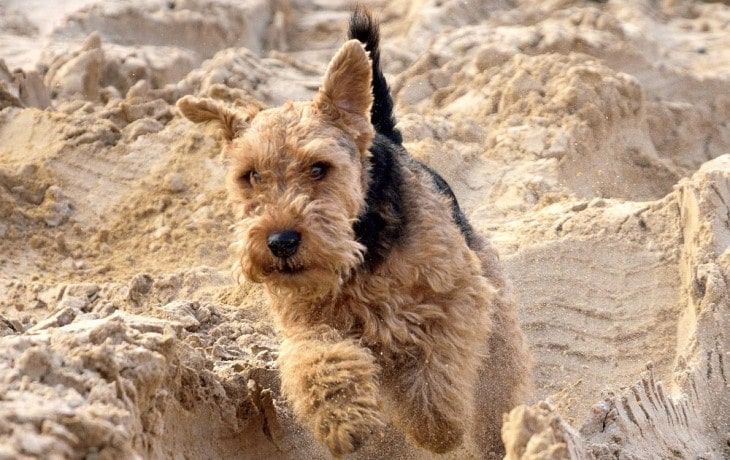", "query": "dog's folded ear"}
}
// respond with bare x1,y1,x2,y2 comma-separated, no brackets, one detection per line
176,96,254,142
